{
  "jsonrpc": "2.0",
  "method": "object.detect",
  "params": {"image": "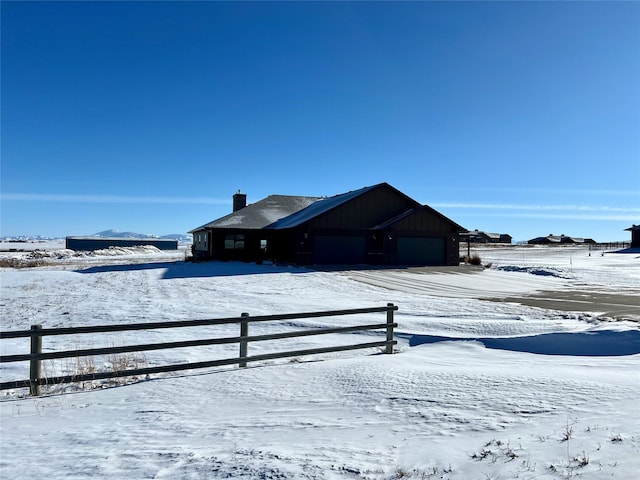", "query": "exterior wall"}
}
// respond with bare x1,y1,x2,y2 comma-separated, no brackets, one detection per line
198,223,461,266
389,209,456,233
66,237,178,251
307,185,417,230
203,229,267,262
272,227,370,265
